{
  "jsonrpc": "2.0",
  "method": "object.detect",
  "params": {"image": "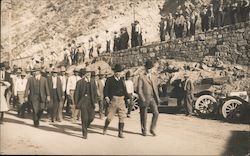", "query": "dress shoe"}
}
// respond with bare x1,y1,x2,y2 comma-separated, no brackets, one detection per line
34,120,39,127
103,129,107,135
150,130,156,136
83,135,87,139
